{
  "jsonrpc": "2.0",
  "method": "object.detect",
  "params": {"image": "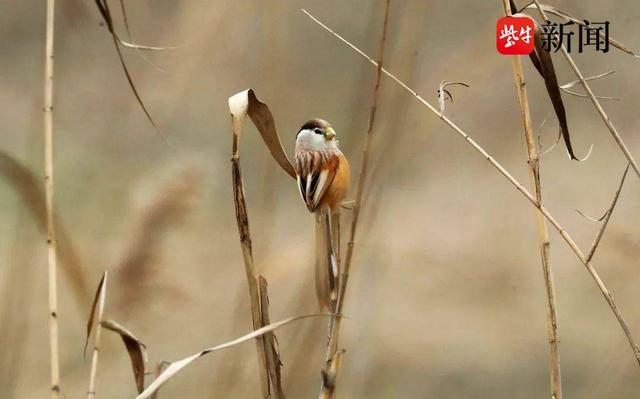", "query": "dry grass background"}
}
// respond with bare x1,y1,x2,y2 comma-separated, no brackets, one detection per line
1,0,640,397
